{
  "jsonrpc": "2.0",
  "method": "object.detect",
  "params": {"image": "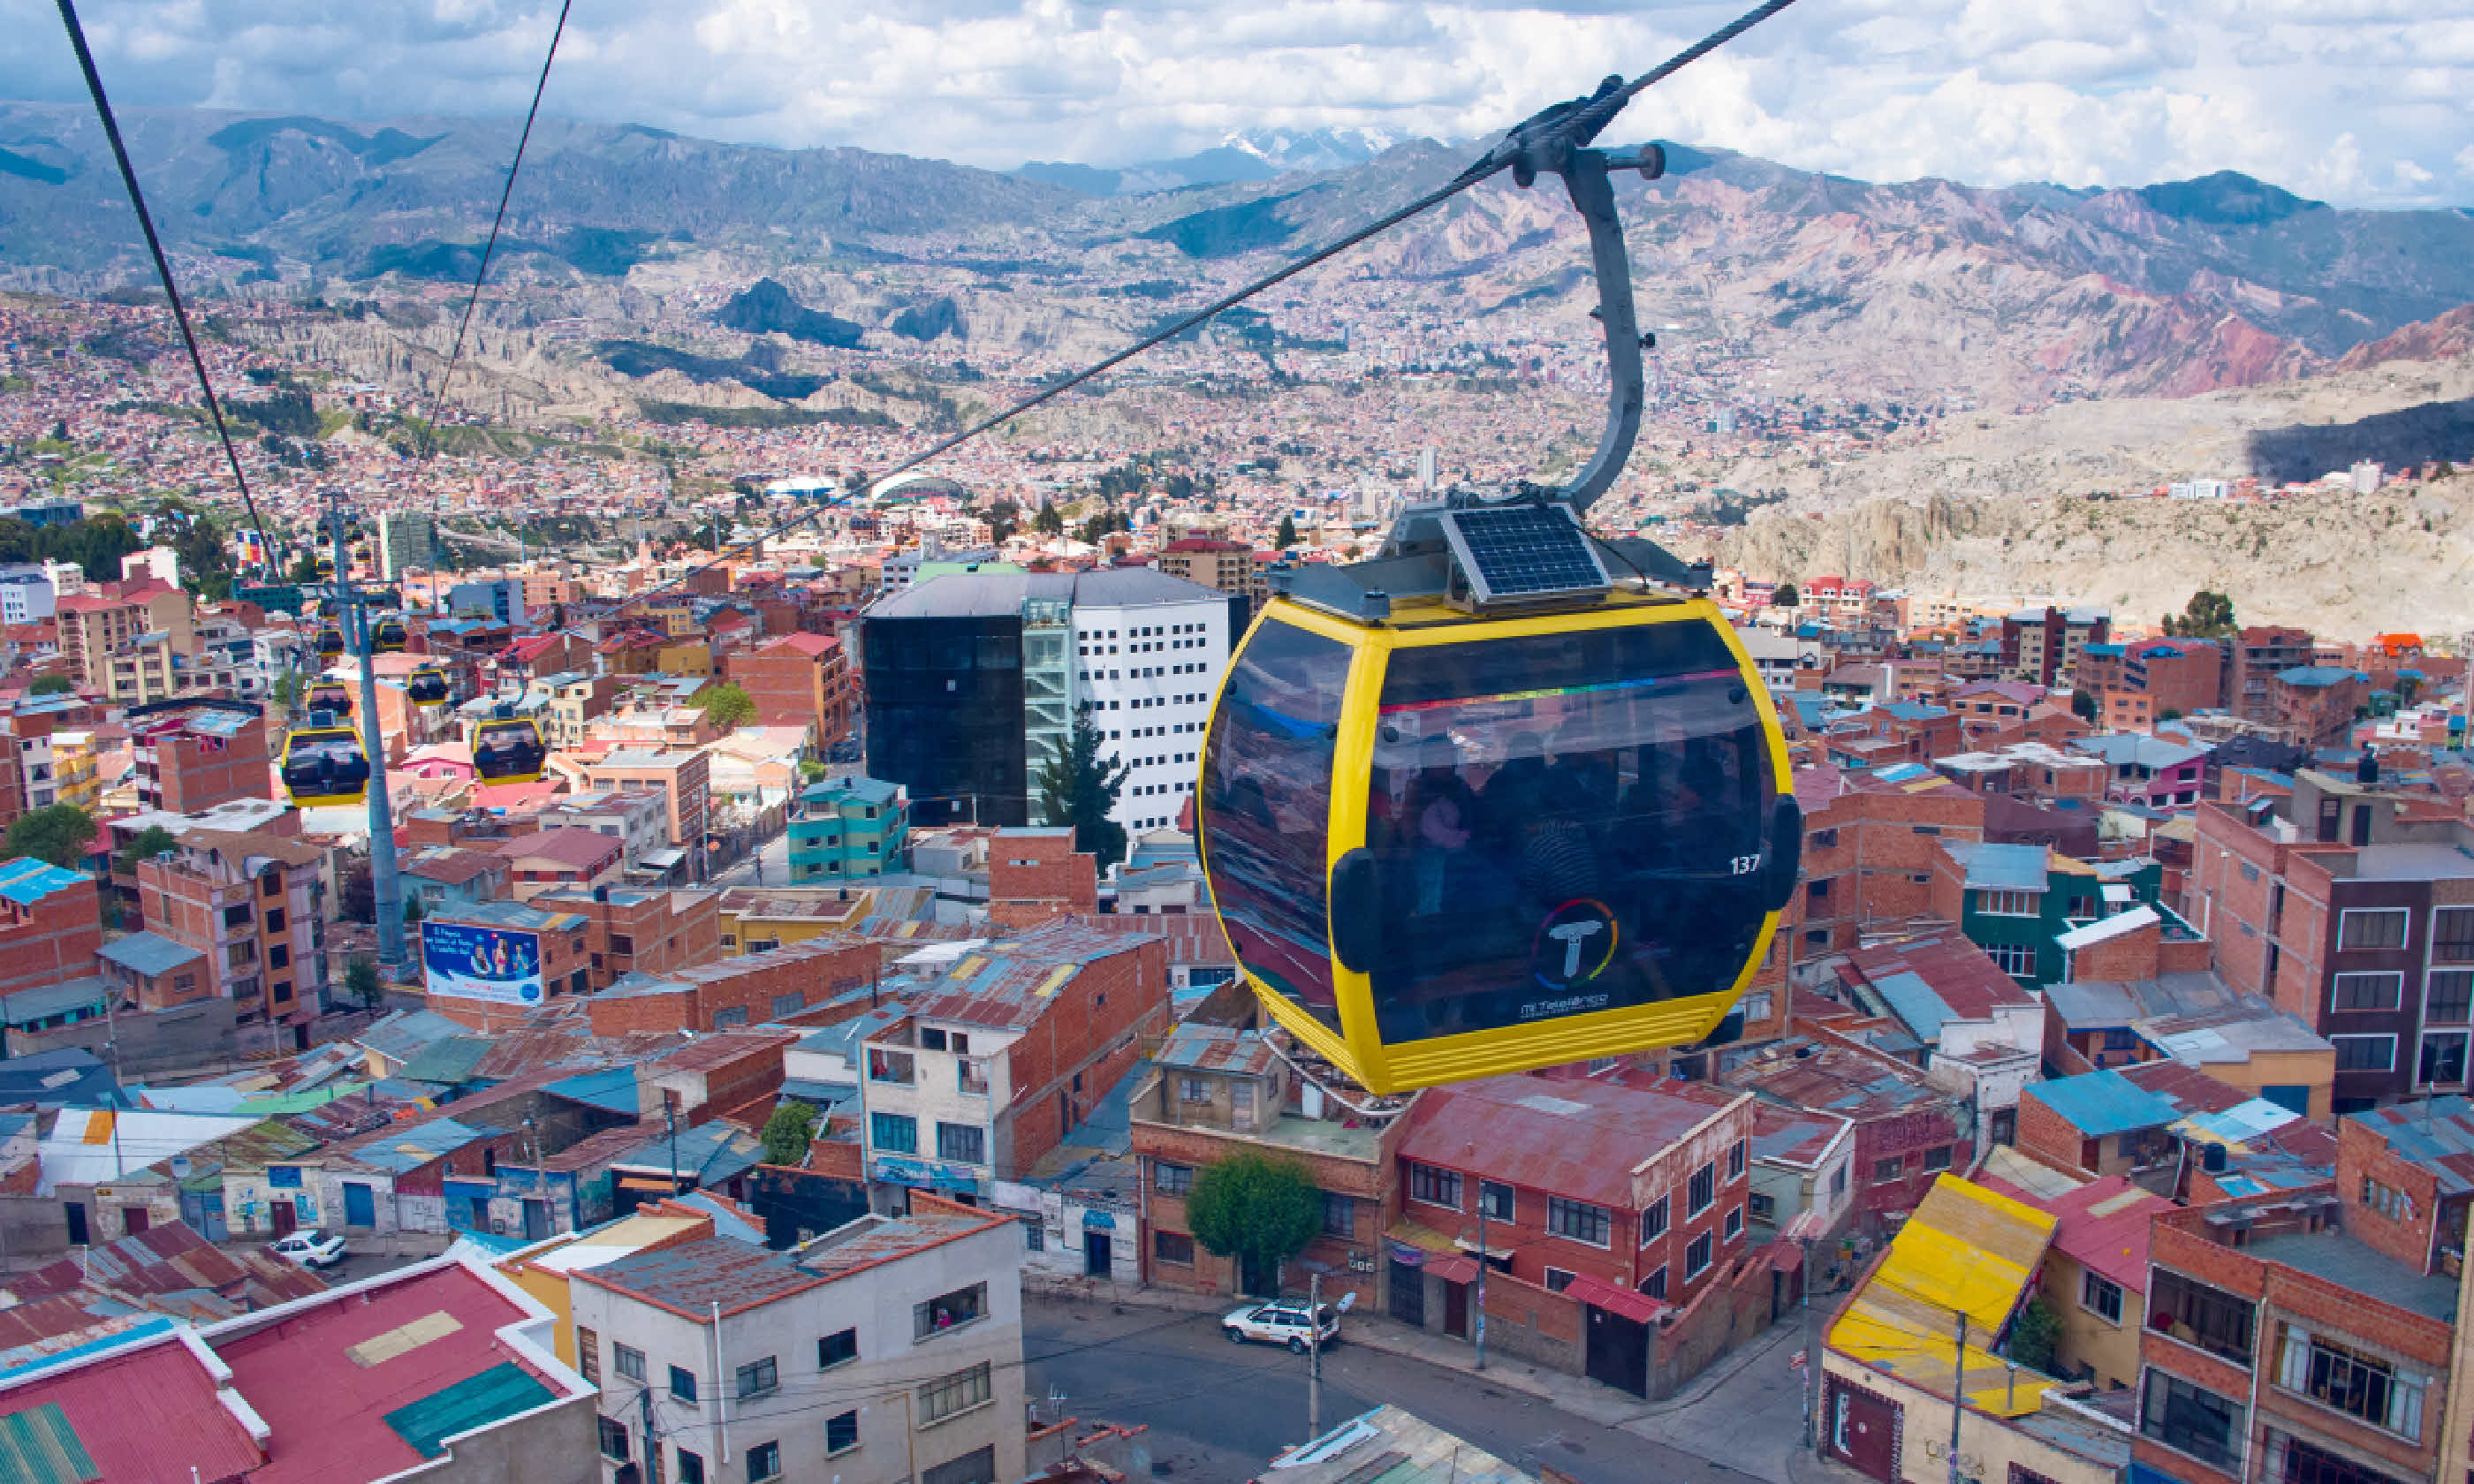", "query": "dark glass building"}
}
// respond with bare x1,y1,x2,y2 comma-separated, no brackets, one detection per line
862,587,1030,828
